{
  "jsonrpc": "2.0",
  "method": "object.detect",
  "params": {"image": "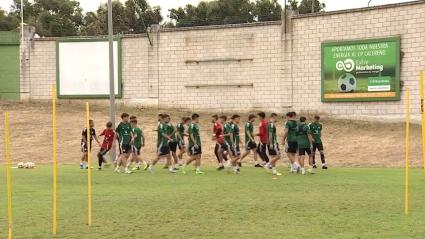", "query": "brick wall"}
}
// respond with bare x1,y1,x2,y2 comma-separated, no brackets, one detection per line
25,1,425,119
